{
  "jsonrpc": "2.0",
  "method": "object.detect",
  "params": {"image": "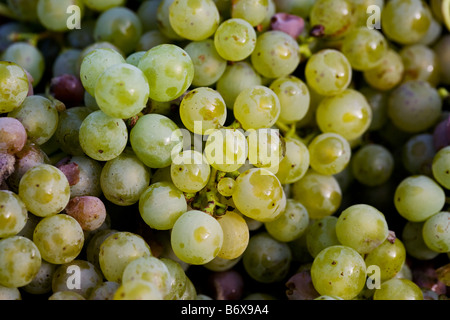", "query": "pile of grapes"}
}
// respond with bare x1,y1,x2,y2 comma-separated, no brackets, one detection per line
0,0,449,301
